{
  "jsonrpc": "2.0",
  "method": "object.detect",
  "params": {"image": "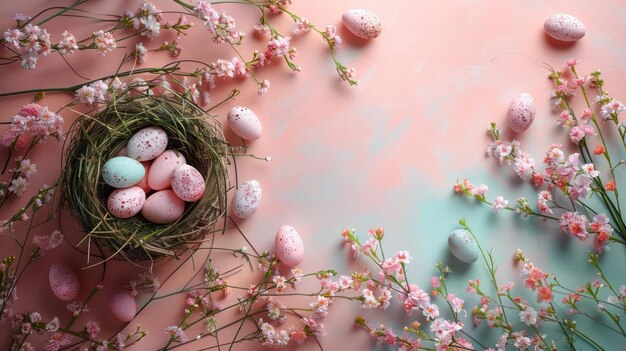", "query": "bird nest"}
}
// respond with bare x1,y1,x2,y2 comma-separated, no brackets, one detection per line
62,95,229,262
